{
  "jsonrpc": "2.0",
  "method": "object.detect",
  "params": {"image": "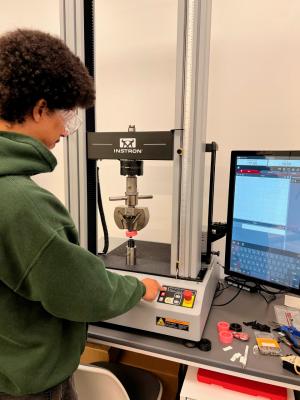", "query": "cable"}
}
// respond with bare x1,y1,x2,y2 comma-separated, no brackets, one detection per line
257,284,288,304
217,262,225,270
215,269,288,306
256,284,287,304
213,283,244,307
215,281,227,292
213,281,230,300
259,291,276,304
96,166,109,254
258,285,288,295
217,277,285,306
